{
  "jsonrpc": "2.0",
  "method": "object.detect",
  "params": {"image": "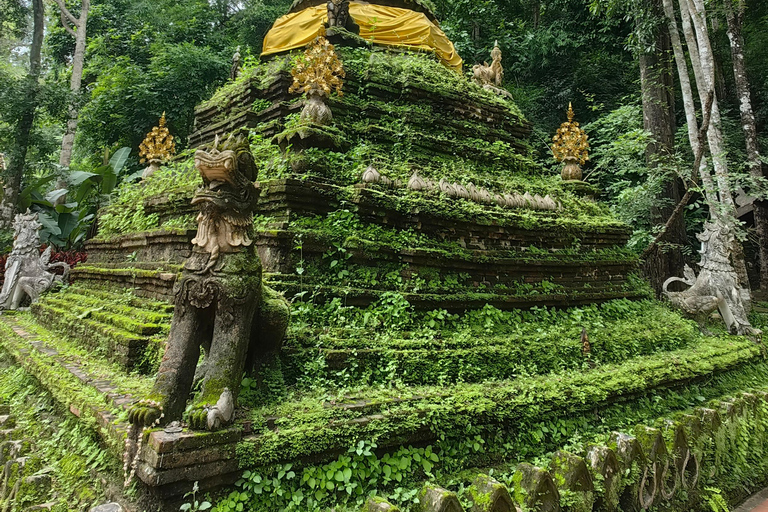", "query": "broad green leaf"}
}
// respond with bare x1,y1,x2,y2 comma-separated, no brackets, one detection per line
45,188,68,204
69,171,101,187
109,147,131,174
